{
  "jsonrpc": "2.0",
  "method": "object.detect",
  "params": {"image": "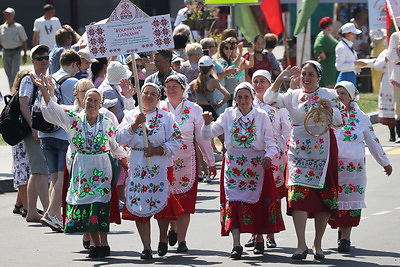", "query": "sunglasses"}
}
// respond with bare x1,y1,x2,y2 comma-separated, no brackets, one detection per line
136,65,145,69
34,56,49,61
173,61,181,65
224,46,234,50
230,42,238,45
